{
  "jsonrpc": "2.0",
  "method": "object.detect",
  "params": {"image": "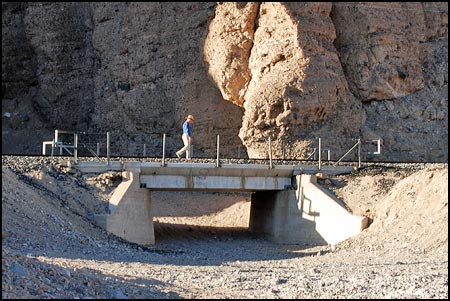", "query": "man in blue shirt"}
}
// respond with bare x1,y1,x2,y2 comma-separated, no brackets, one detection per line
176,115,194,159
